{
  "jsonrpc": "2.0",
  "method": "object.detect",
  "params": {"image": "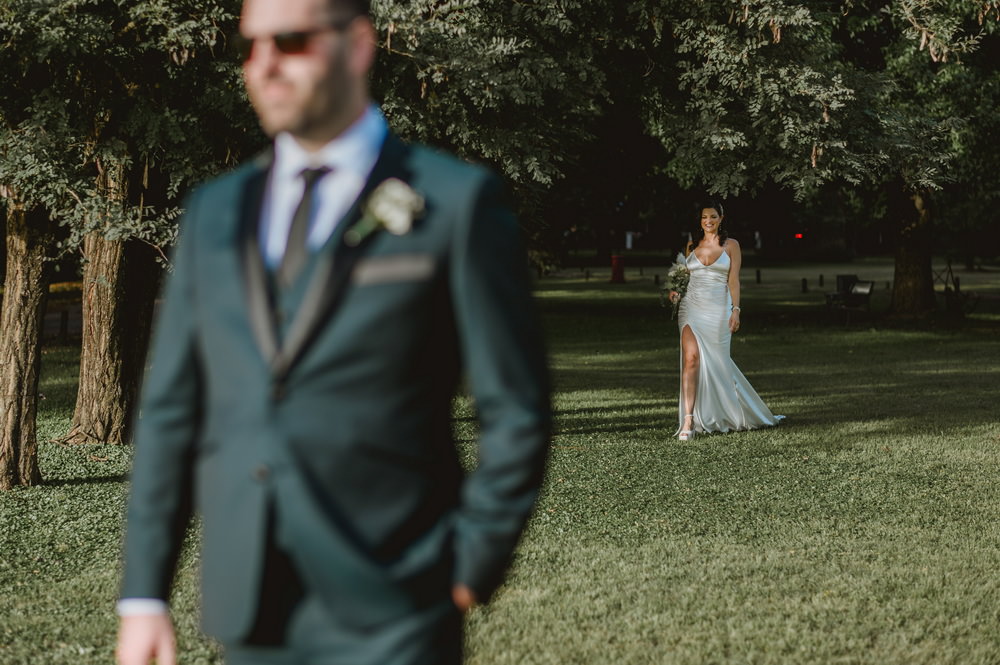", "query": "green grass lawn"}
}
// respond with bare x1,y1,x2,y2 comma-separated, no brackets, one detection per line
3,258,1000,664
